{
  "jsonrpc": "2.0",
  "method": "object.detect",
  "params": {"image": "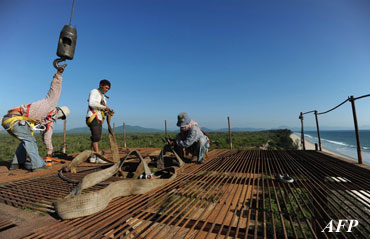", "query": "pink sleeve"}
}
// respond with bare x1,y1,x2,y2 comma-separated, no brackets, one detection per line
27,73,63,121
